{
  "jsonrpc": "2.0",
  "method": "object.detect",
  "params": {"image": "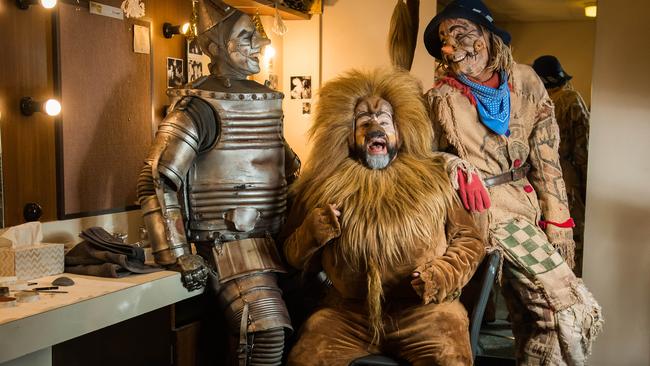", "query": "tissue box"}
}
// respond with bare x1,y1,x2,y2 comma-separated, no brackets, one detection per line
0,243,64,281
